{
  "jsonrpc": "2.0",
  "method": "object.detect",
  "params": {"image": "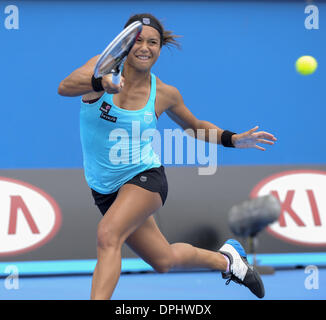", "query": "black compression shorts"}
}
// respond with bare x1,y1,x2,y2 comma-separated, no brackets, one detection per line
91,165,168,216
